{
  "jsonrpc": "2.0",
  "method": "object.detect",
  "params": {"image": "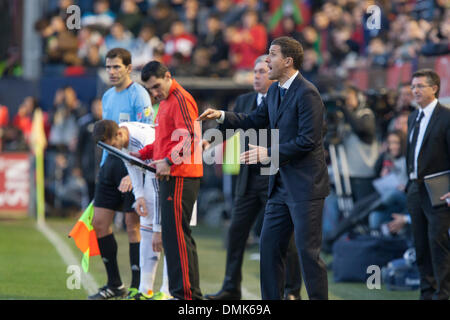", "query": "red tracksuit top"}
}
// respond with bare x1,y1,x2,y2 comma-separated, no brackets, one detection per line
139,79,203,178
